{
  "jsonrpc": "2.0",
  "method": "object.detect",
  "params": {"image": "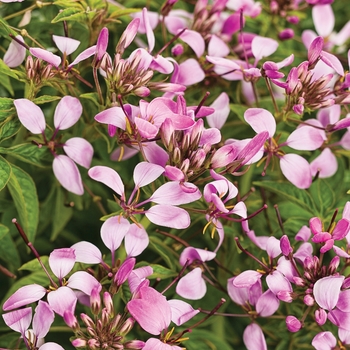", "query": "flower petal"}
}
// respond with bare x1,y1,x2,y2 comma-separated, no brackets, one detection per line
88,166,124,197
67,271,101,296
145,205,190,229
71,241,102,264
52,35,80,55
243,324,267,350
244,108,276,137
3,35,26,68
33,301,54,339
63,137,94,168
176,268,206,300
54,96,82,130
310,148,337,178
30,47,61,67
49,248,75,279
47,287,77,317
125,224,149,257
100,216,130,252
2,307,32,334
133,162,164,188
314,275,345,310
168,299,199,325
14,99,46,134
